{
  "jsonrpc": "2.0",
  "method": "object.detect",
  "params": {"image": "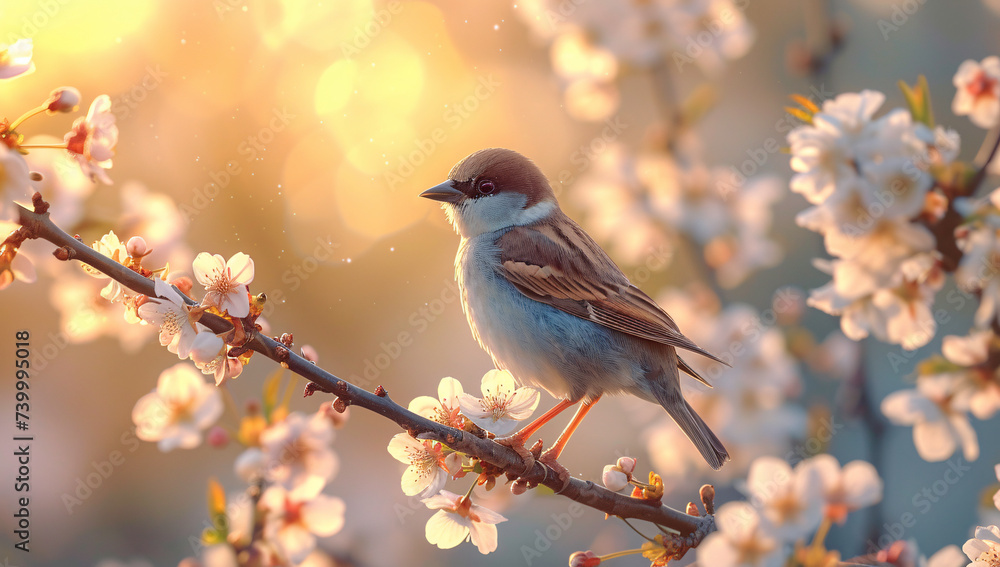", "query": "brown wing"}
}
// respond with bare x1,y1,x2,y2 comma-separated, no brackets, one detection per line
496,212,727,370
